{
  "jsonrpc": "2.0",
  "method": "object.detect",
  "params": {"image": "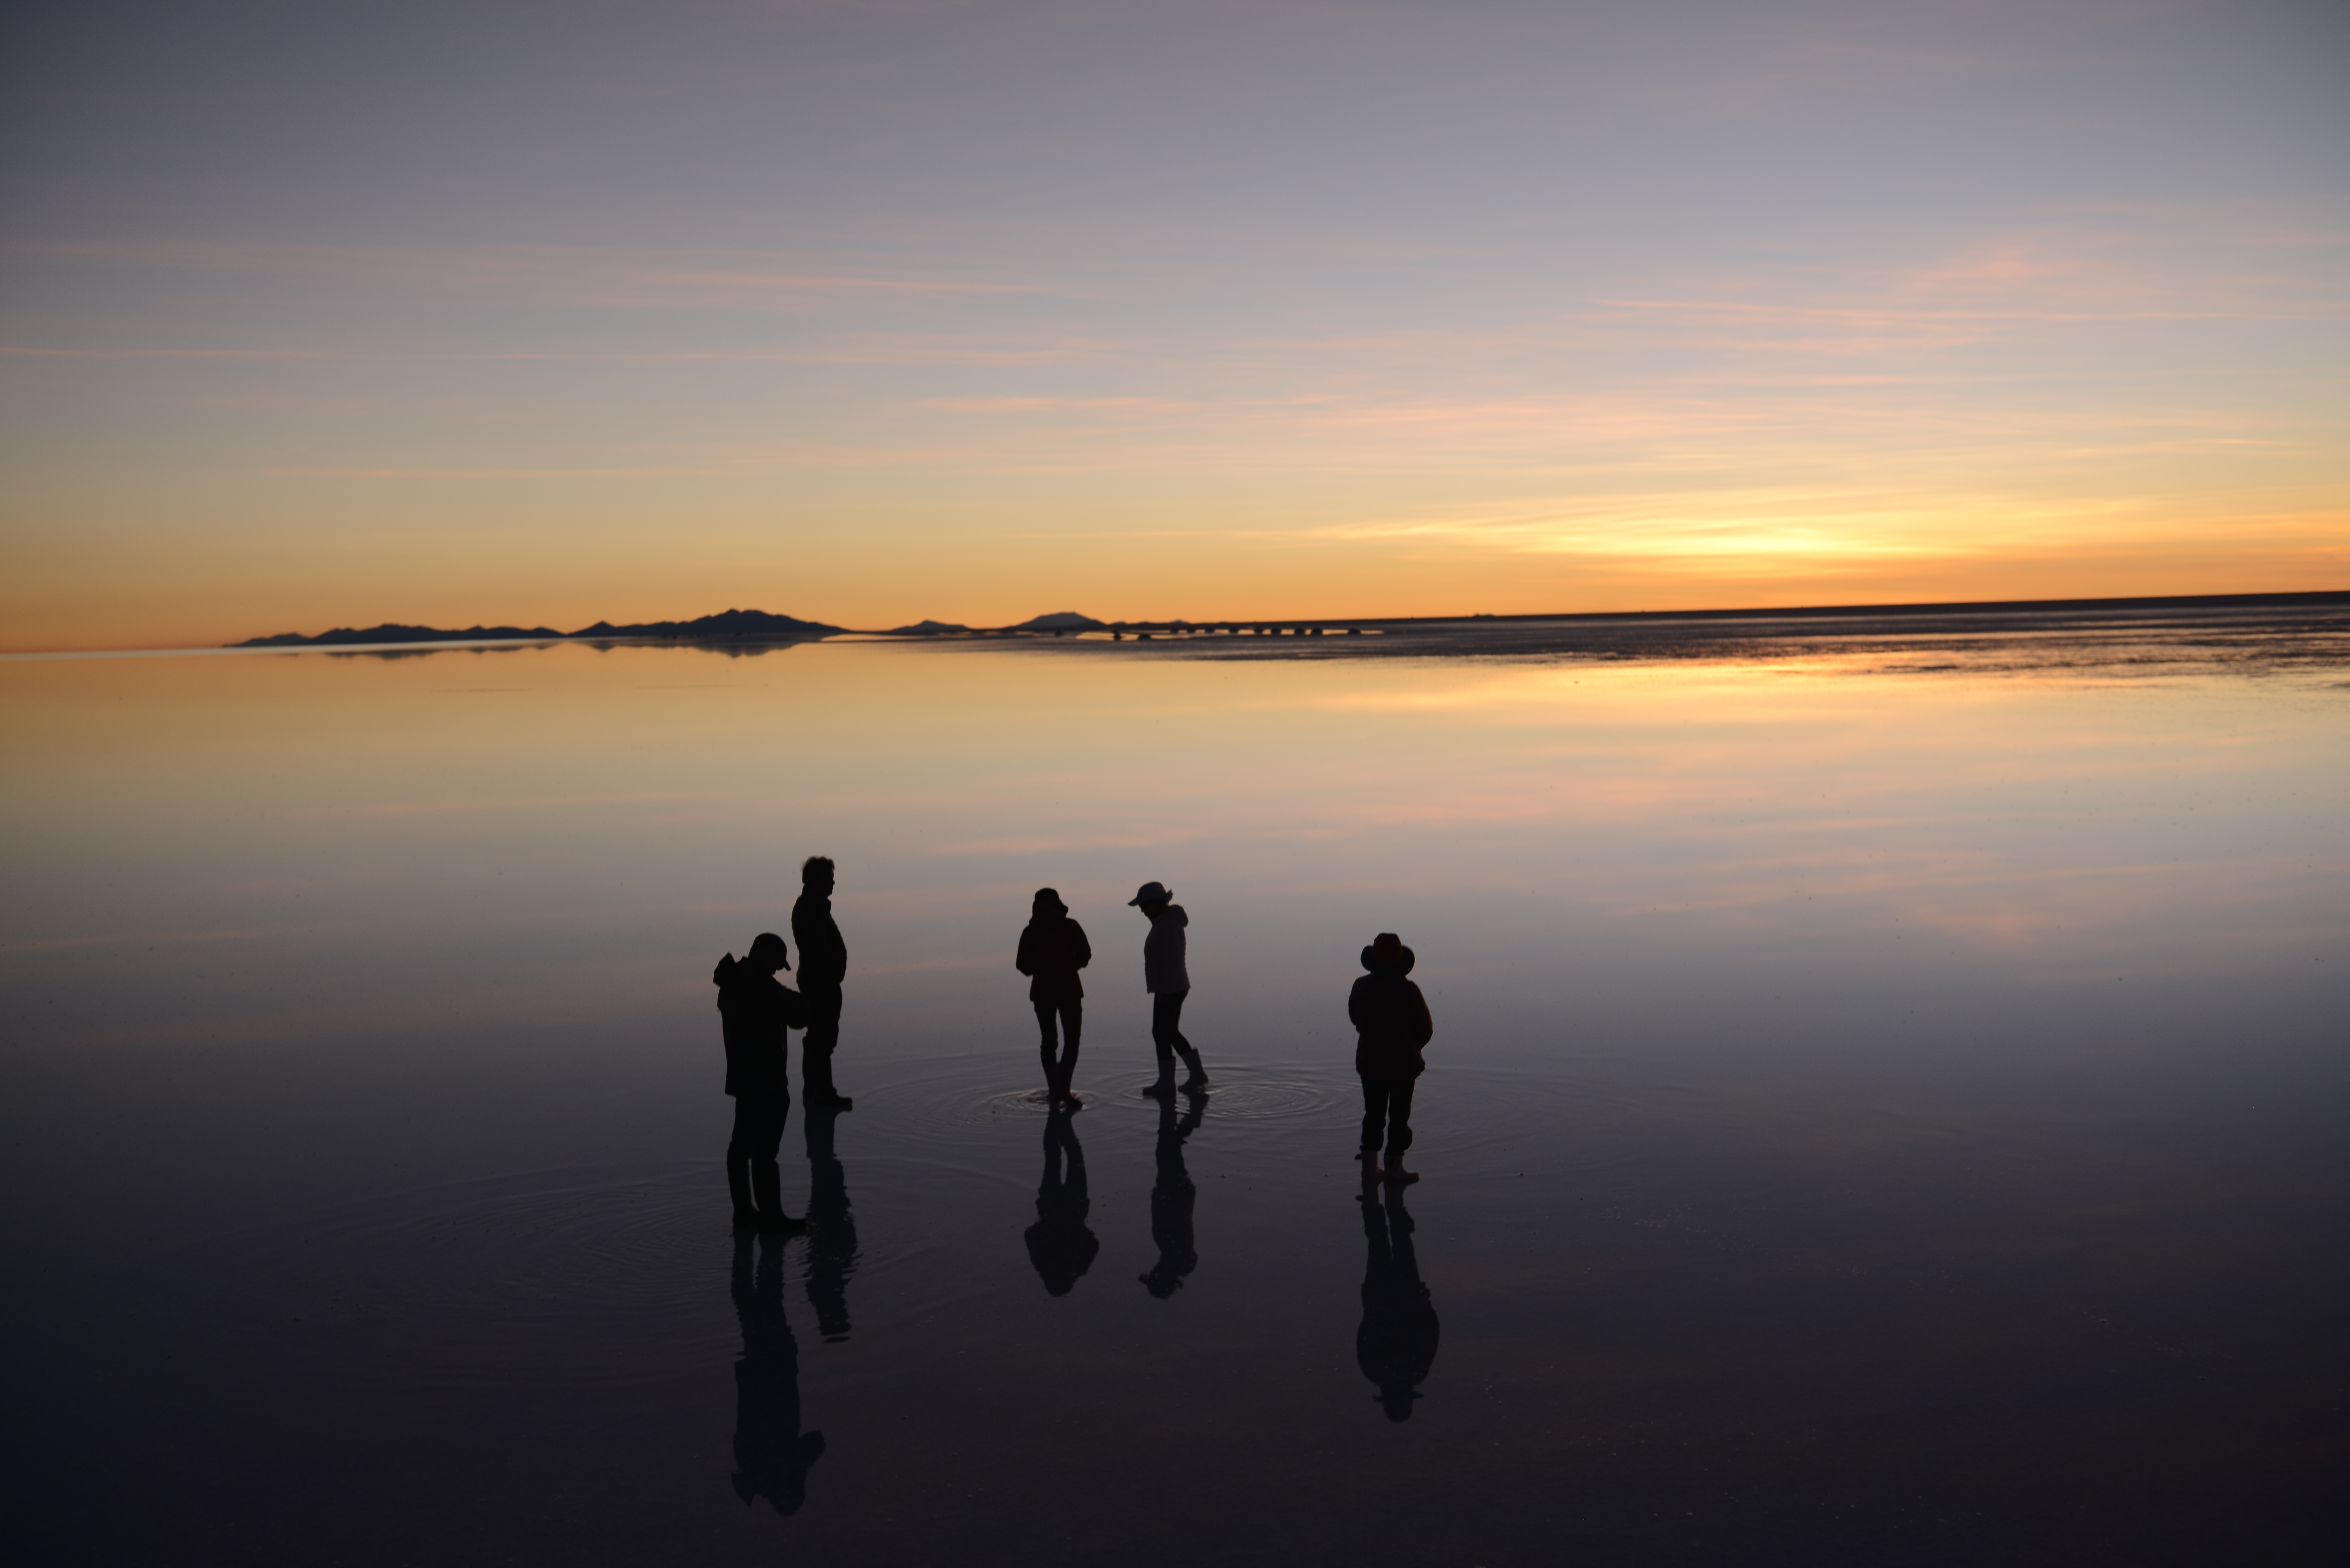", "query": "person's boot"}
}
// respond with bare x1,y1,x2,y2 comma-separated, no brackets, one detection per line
1356,1149,1384,1183
752,1162,807,1233
1176,1046,1209,1090
727,1161,758,1229
804,1049,853,1110
1383,1150,1420,1186
1144,1057,1177,1098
